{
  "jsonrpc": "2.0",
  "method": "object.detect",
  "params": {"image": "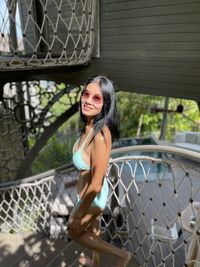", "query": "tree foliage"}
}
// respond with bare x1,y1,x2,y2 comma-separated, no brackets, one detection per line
117,91,200,141
117,92,163,138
